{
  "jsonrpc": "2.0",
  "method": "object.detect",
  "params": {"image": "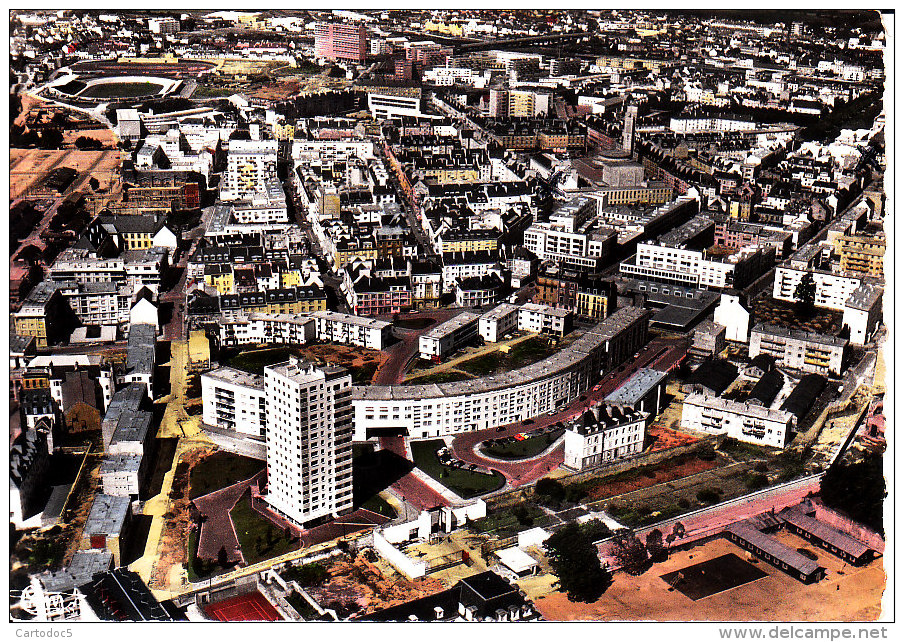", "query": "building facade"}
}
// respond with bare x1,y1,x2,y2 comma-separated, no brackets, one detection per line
264,360,354,527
